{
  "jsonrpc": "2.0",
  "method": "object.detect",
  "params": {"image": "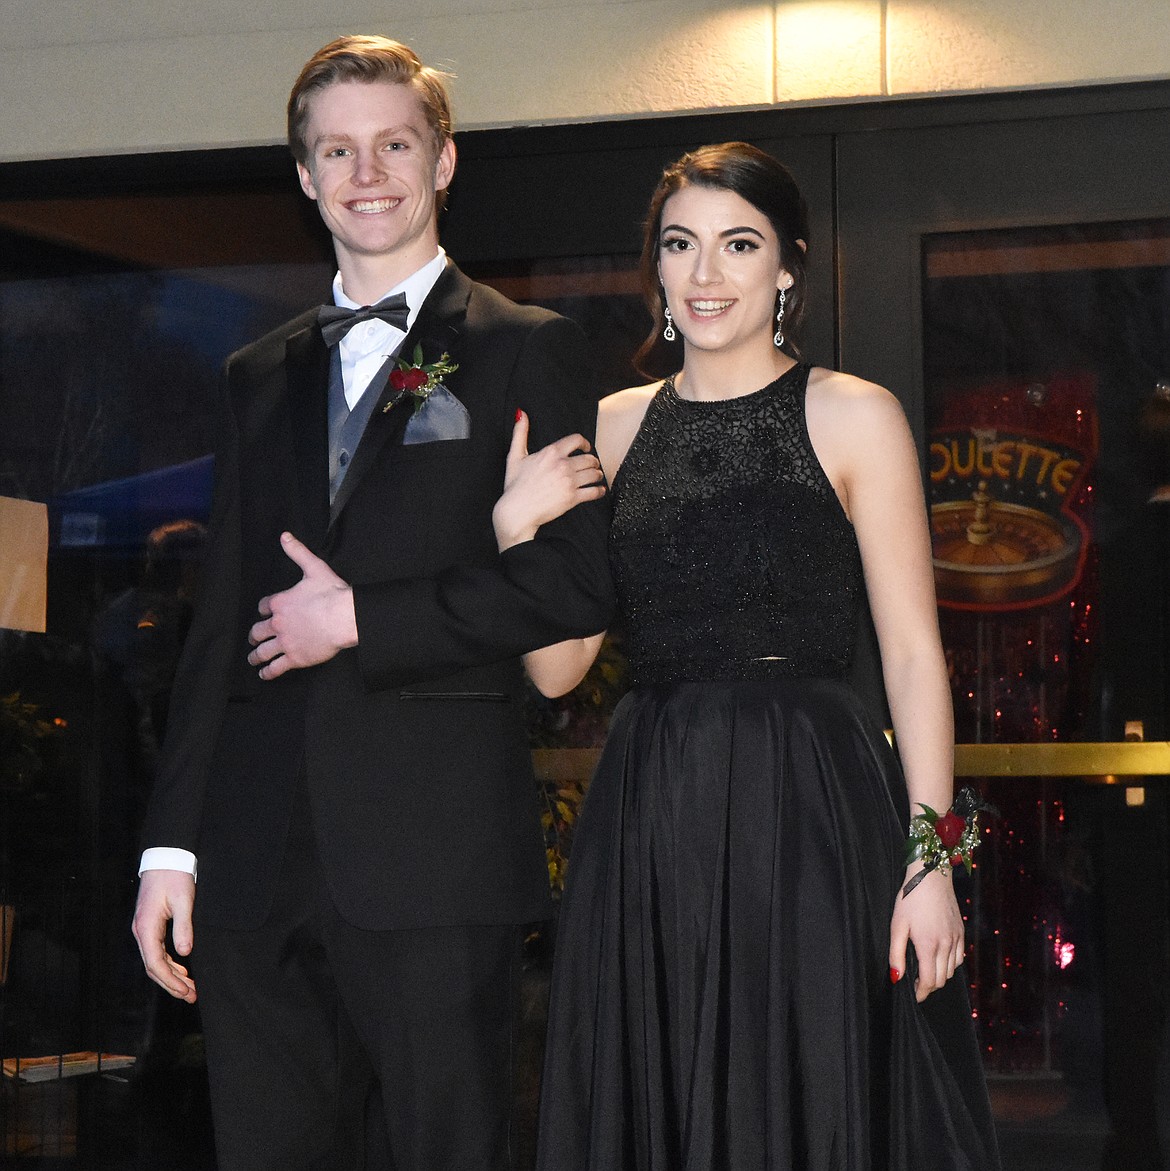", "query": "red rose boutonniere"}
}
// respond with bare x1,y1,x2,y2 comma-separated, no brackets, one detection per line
384,344,459,415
